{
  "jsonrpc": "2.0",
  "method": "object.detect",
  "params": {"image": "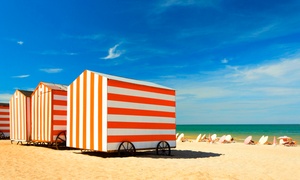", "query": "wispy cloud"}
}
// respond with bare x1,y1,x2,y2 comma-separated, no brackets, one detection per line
221,58,229,64
101,44,123,60
154,57,300,123
62,33,104,40
229,58,300,84
12,74,30,78
0,93,12,103
39,50,77,56
159,0,219,8
17,41,24,45
40,68,63,73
